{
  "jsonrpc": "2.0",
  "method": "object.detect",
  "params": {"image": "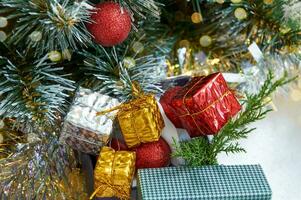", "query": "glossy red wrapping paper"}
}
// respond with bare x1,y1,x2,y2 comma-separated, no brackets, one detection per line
159,86,184,128
161,73,241,137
